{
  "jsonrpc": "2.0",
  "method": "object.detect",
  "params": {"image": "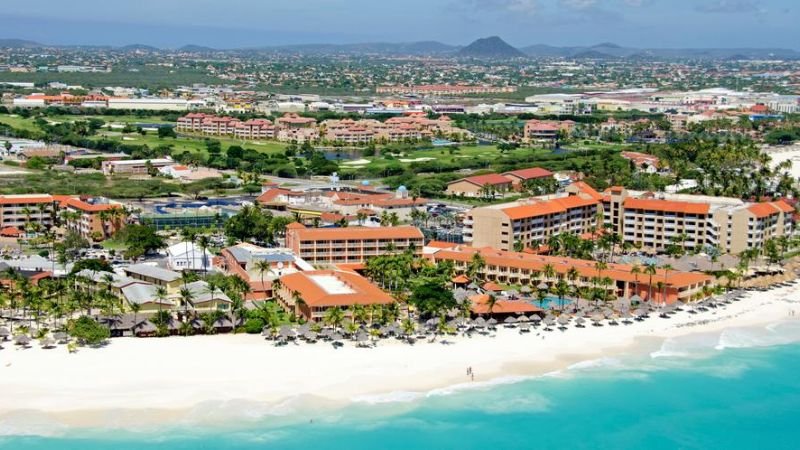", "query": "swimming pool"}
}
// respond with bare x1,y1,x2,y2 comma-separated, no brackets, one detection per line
529,296,572,309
